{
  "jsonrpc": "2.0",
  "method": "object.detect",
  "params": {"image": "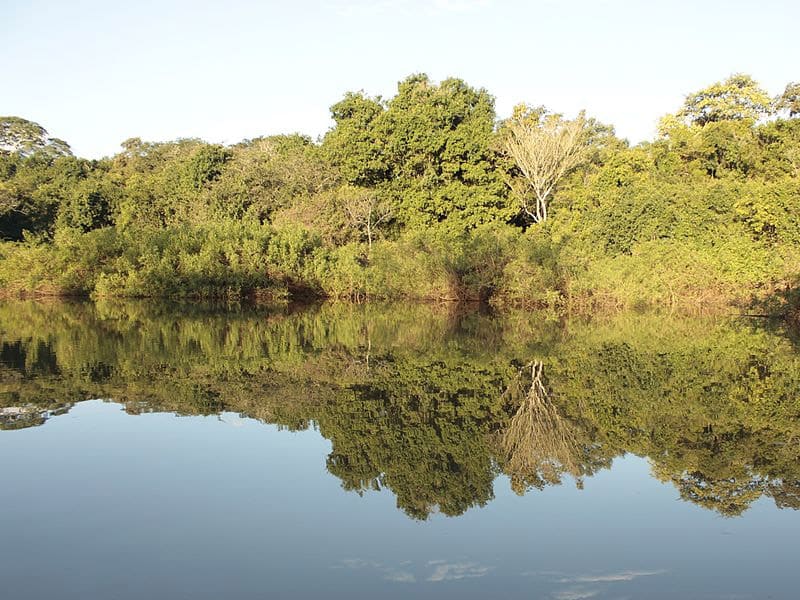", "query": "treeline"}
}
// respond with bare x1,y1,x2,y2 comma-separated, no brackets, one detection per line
2,301,799,518
1,75,799,312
